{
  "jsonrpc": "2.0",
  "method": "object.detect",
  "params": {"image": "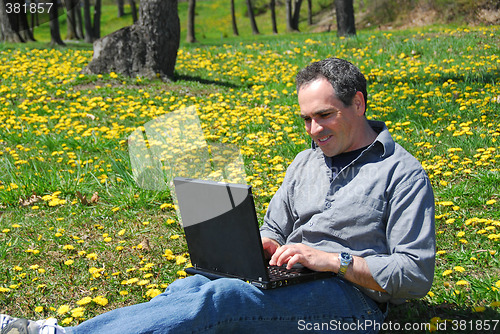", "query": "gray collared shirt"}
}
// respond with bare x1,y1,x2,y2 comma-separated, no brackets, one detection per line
260,120,436,304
